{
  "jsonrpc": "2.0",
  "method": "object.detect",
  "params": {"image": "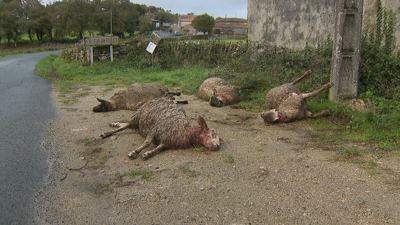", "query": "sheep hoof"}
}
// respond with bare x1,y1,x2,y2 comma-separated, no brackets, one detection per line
141,152,151,160
128,152,139,159
100,132,111,138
